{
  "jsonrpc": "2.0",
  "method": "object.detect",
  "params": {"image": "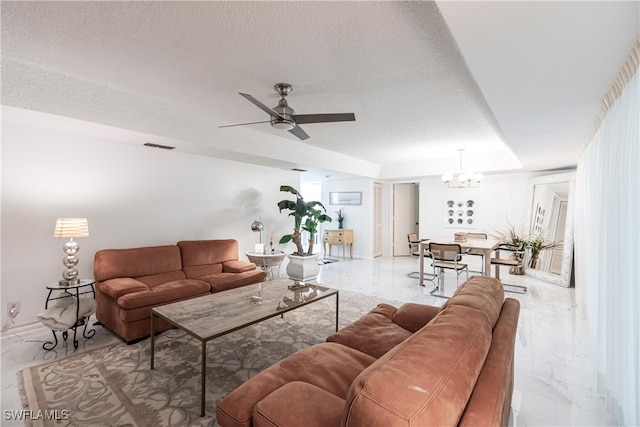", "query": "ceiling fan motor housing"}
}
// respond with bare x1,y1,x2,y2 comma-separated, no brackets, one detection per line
271,98,296,130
